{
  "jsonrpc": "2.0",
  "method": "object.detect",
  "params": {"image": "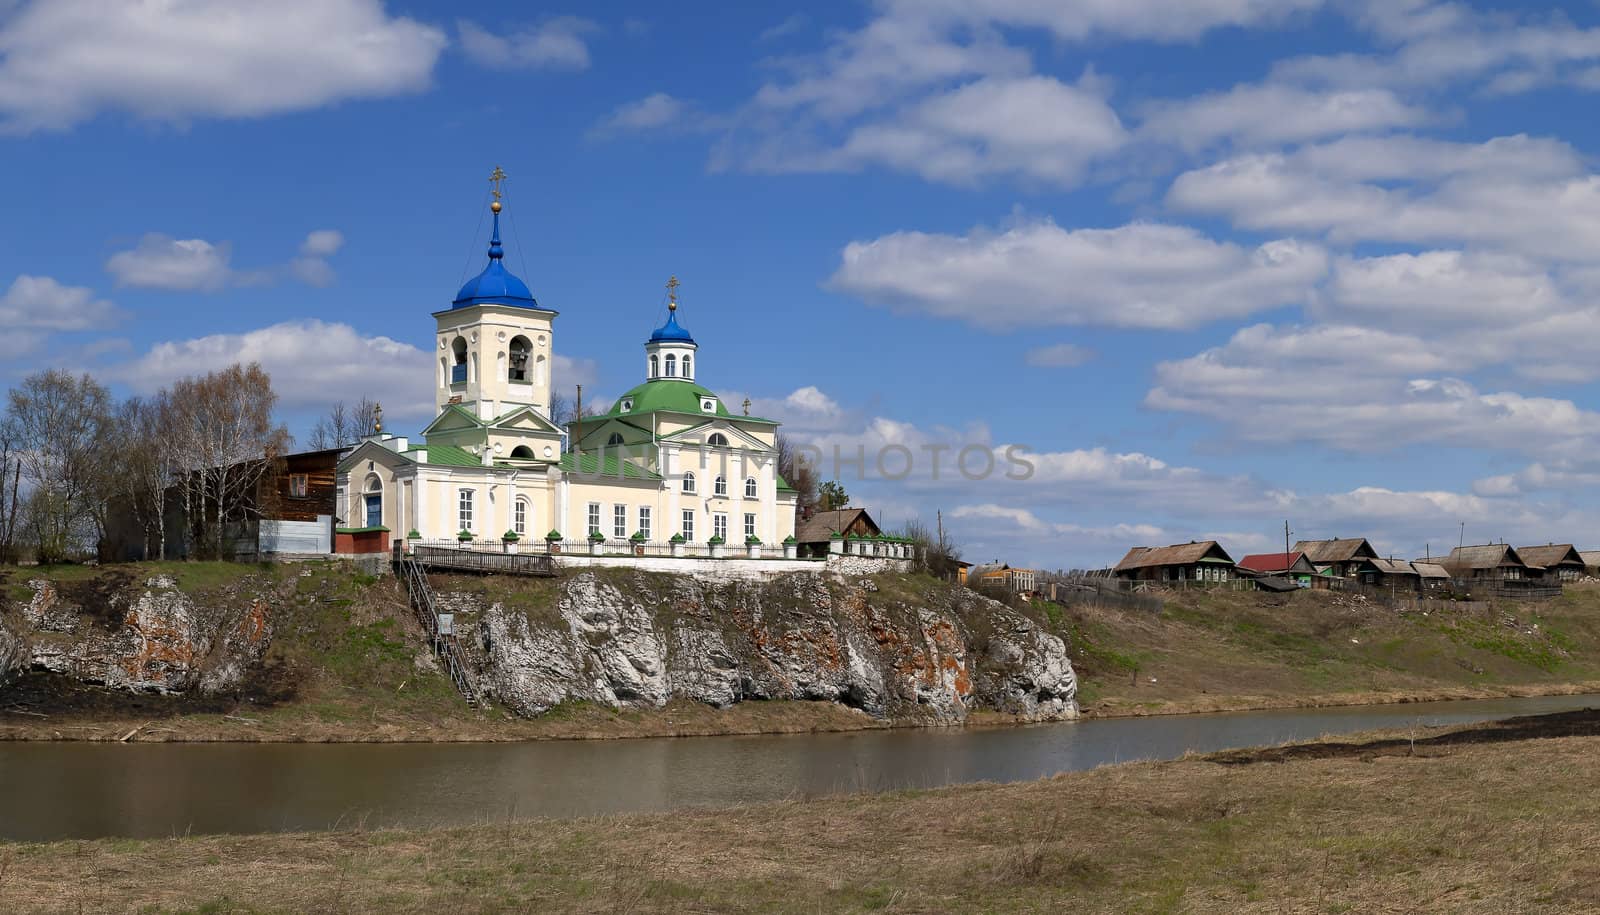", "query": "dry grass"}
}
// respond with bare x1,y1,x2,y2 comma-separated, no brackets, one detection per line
5,714,1600,913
